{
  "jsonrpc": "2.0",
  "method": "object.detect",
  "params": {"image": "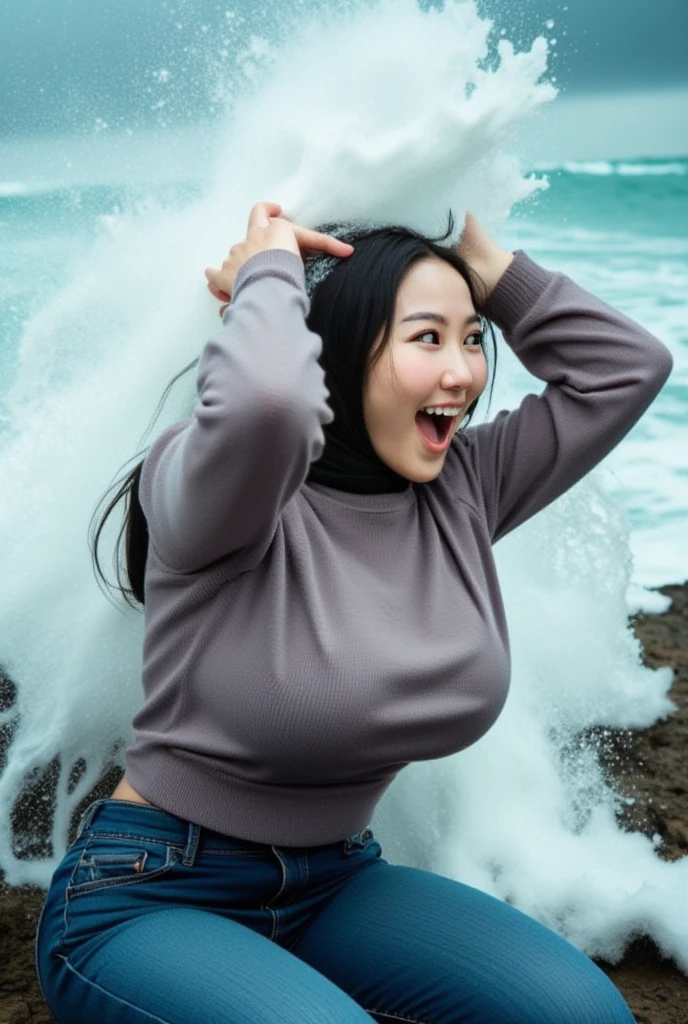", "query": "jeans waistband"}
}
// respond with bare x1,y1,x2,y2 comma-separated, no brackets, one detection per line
74,798,373,864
